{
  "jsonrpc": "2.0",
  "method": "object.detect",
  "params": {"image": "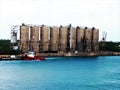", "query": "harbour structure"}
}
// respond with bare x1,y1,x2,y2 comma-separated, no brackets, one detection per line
18,24,99,54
